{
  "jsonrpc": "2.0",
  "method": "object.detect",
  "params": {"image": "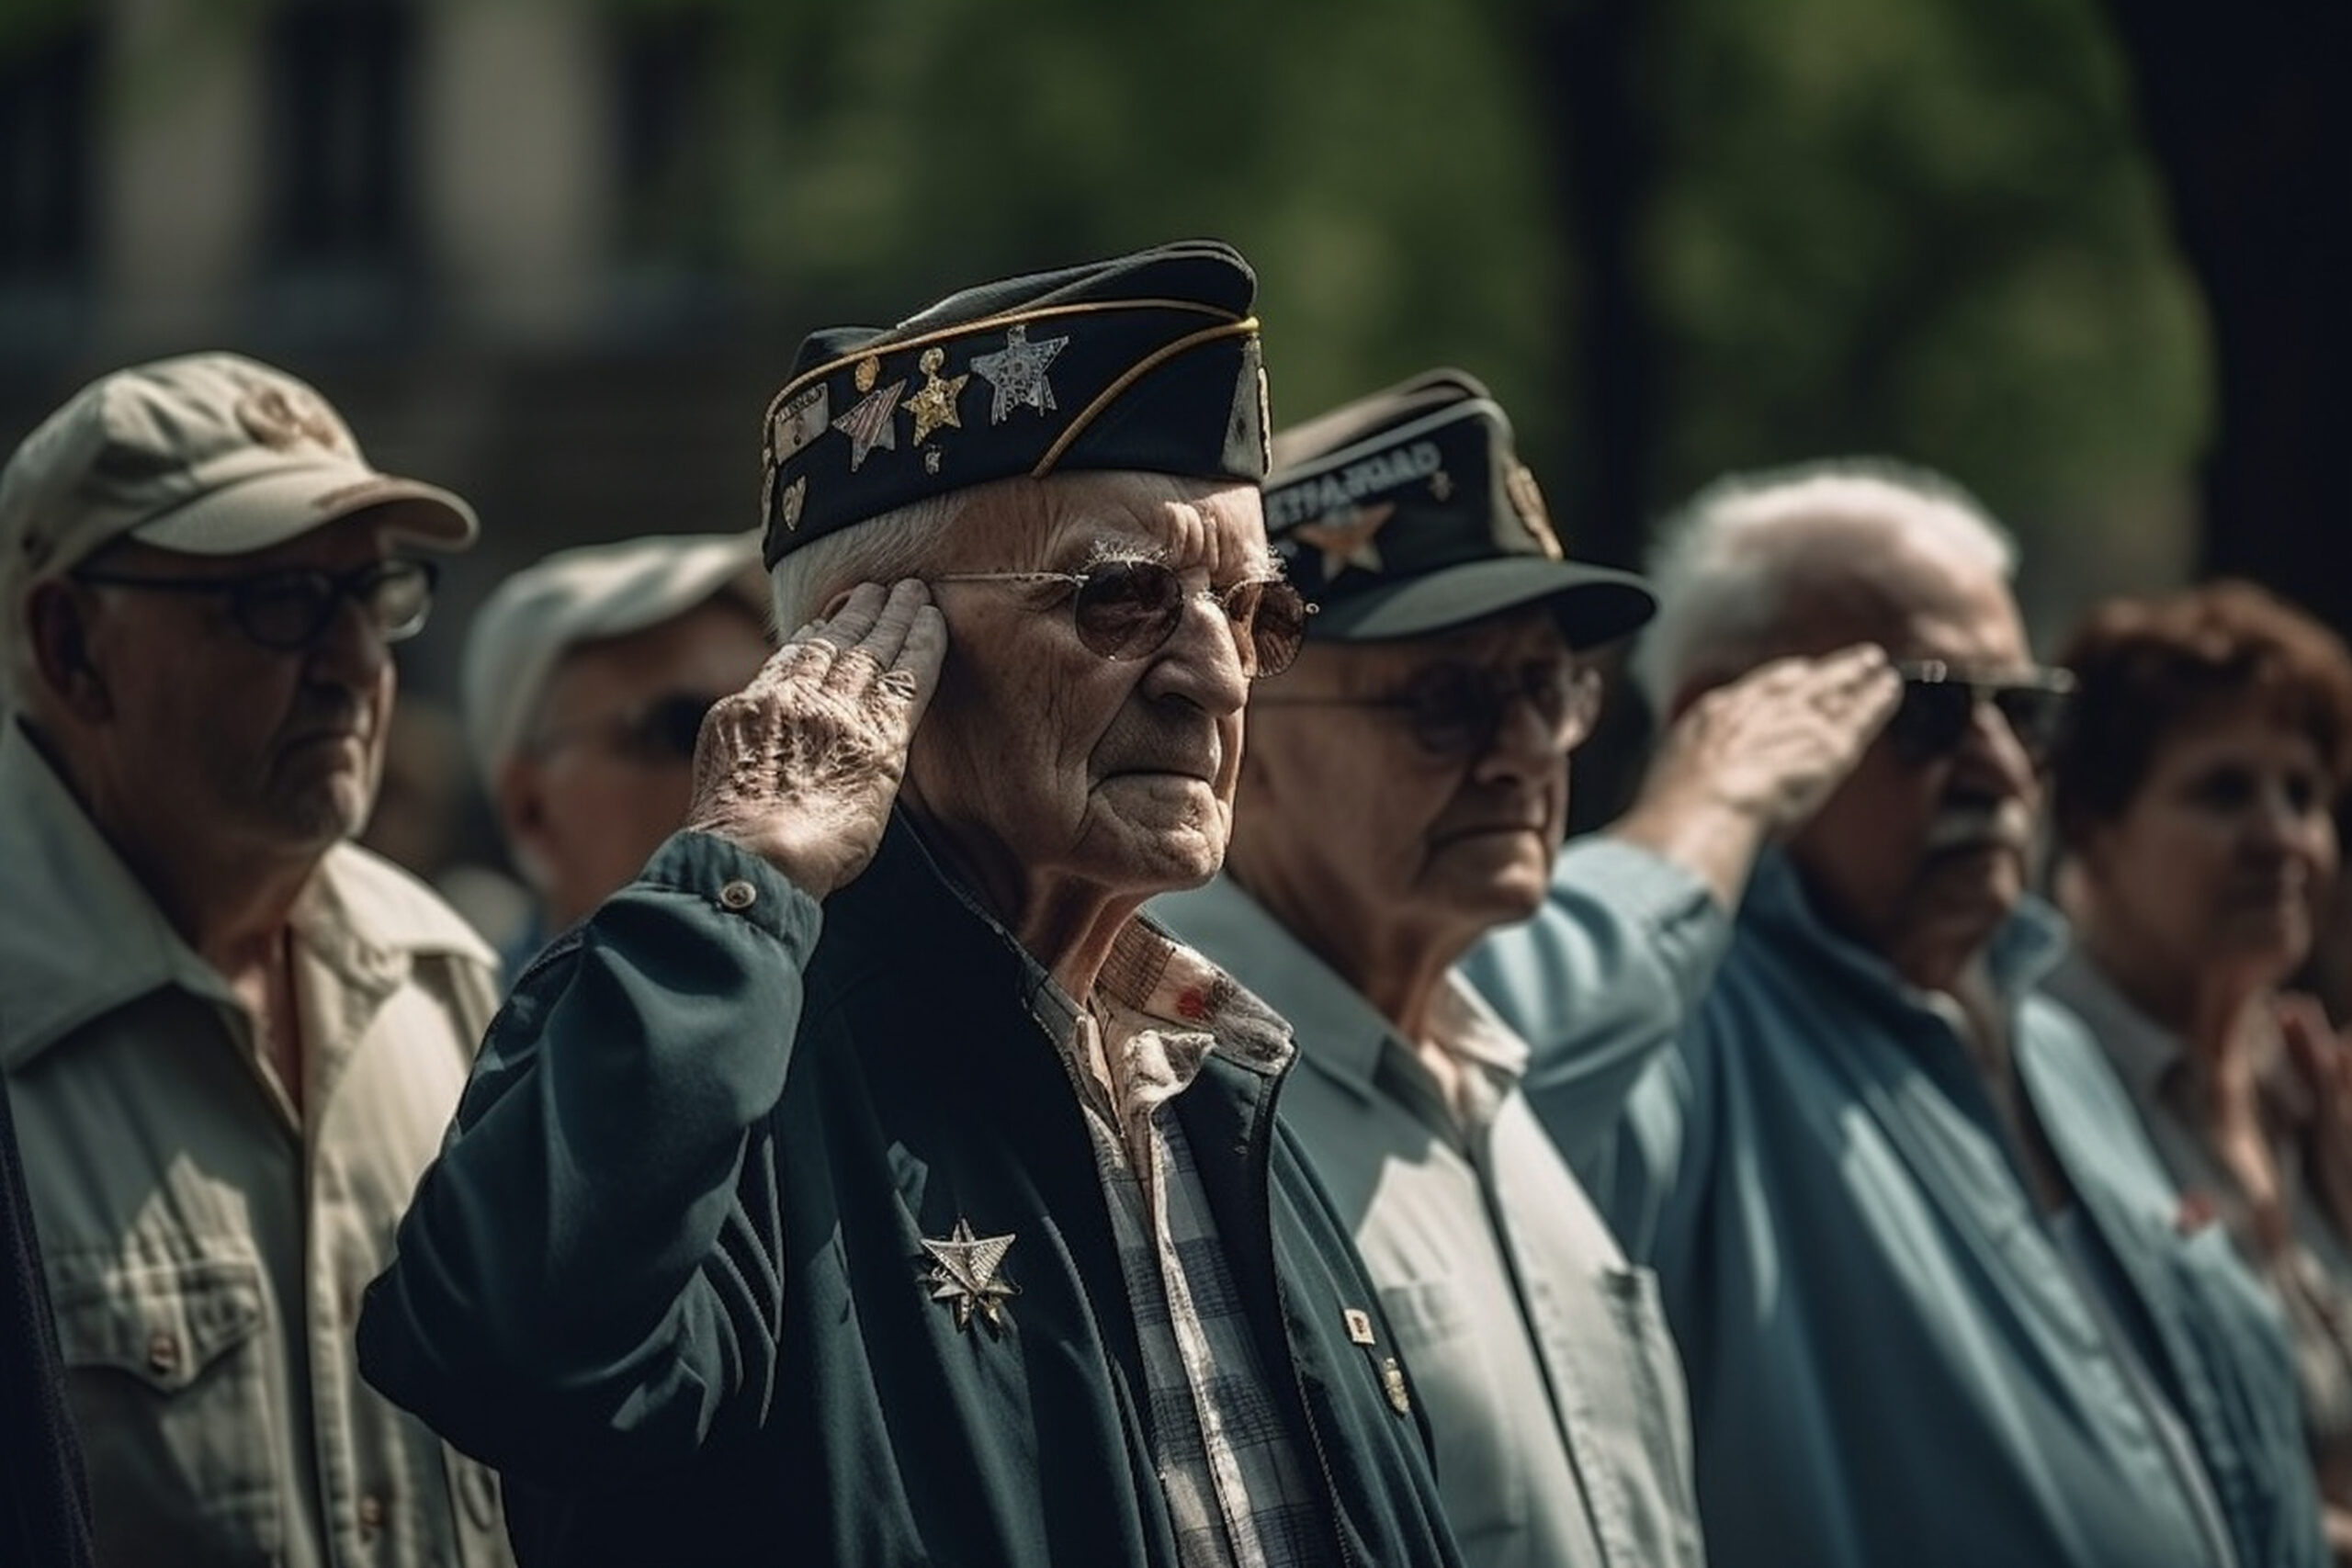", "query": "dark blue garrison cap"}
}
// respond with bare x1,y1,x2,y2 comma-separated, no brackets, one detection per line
1262,368,1655,649
759,240,1269,567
